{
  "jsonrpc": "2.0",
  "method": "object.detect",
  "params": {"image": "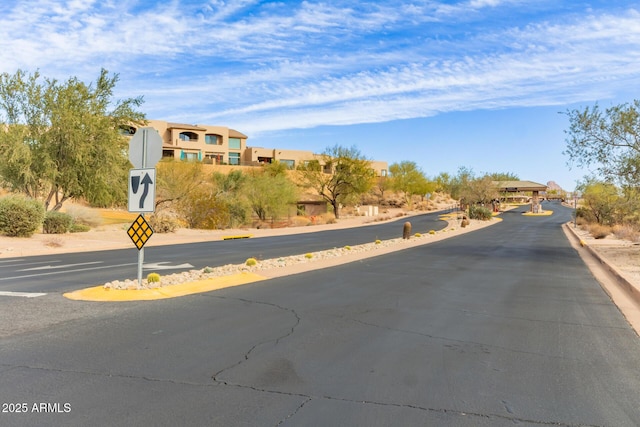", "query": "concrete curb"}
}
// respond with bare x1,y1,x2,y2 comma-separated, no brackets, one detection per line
563,223,640,306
